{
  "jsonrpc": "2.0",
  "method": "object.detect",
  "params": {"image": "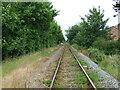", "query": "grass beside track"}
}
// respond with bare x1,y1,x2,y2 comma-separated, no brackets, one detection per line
99,55,119,80
72,44,119,81
77,59,99,87
2,45,61,77
82,51,119,80
1,45,62,88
